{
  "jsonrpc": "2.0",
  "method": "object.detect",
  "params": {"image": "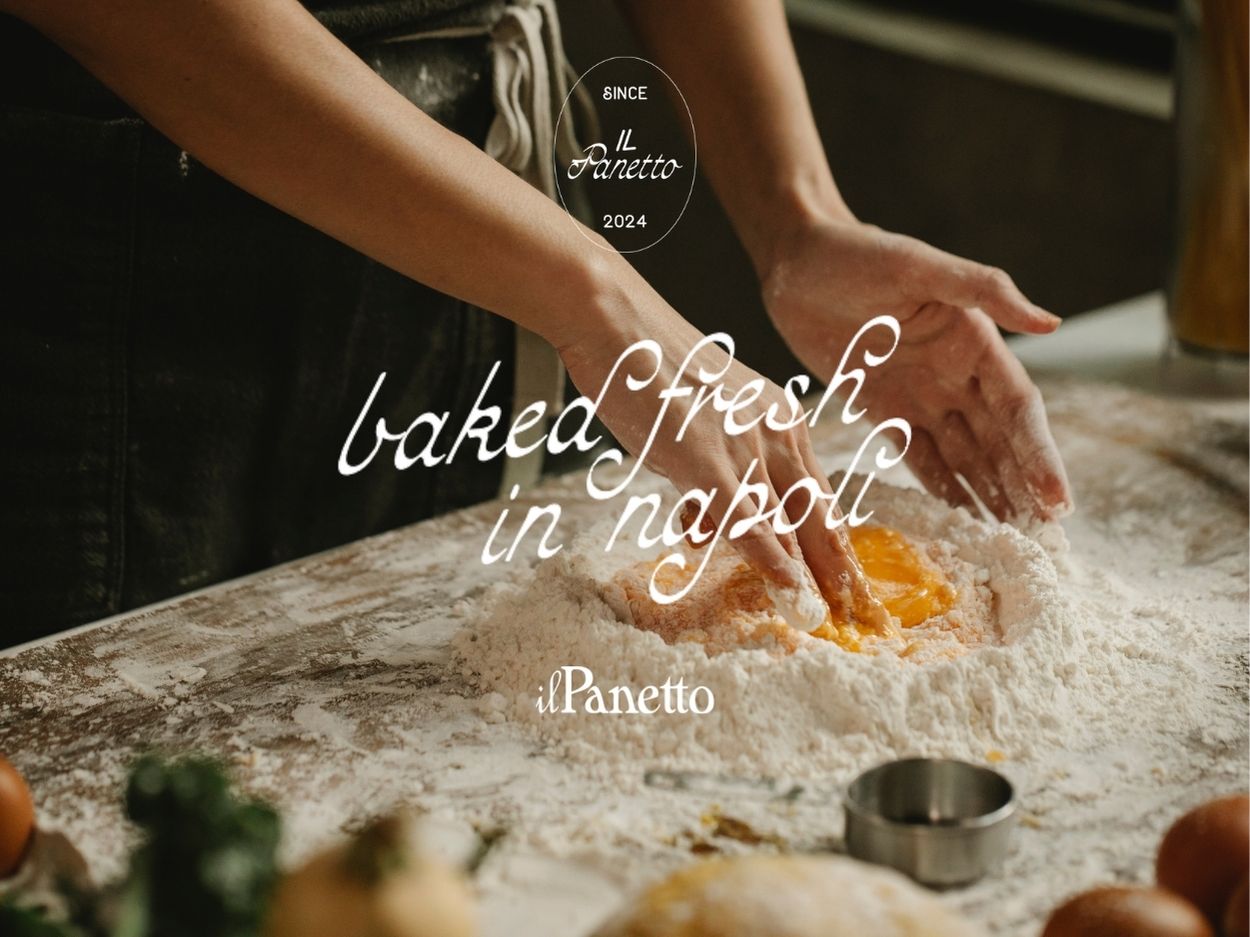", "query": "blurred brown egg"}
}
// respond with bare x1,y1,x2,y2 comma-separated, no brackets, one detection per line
1041,886,1213,937
0,754,35,877
1225,876,1248,937
1156,795,1250,923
